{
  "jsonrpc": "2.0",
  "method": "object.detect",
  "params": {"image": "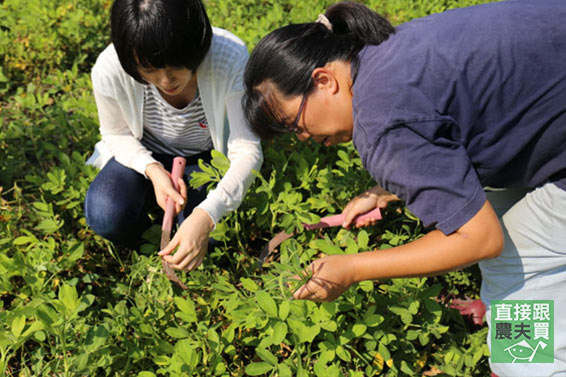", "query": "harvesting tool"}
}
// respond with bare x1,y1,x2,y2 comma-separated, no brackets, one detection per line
259,207,382,266
160,156,189,289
